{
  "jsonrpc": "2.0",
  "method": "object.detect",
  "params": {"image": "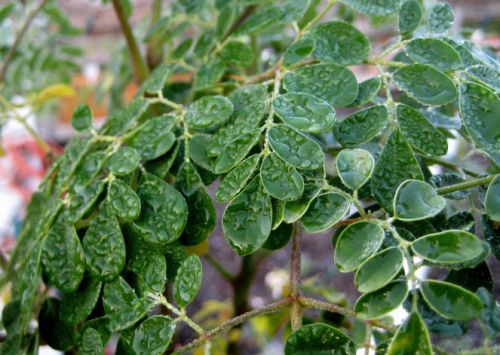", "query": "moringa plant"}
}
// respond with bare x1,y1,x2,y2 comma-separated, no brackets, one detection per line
1,0,500,354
